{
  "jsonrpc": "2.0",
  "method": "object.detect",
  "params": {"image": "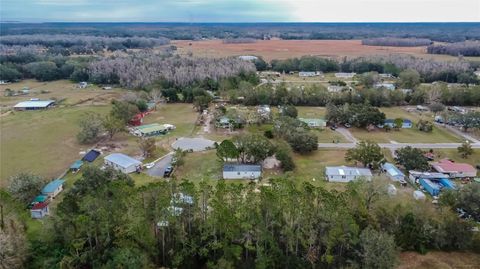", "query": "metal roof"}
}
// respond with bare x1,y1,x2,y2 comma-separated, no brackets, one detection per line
325,166,372,177
83,149,101,162
382,162,405,177
104,153,142,168
70,160,83,169
14,100,55,108
223,164,262,172
42,179,65,194
136,123,167,134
